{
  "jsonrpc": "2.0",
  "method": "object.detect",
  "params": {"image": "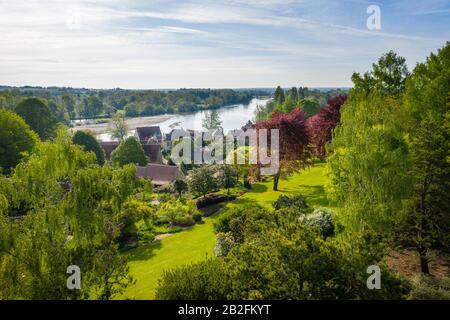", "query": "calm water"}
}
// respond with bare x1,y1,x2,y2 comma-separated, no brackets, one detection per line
157,98,268,133
98,98,268,141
